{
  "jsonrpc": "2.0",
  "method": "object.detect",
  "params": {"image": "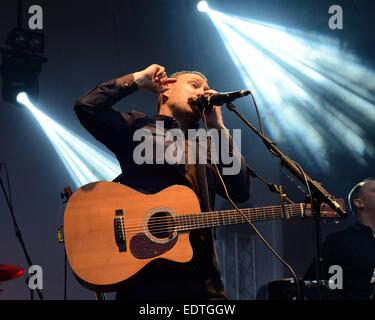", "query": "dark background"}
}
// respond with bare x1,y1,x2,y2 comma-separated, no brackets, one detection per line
0,0,374,299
